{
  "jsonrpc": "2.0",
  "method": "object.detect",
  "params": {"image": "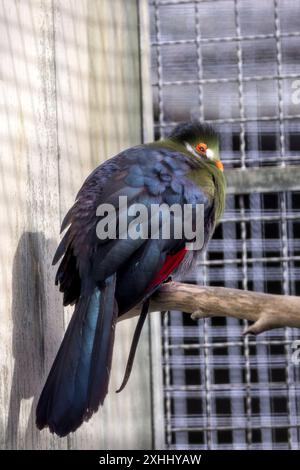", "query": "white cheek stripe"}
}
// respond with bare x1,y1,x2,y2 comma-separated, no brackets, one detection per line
206,148,214,159
184,141,200,158
184,141,215,160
